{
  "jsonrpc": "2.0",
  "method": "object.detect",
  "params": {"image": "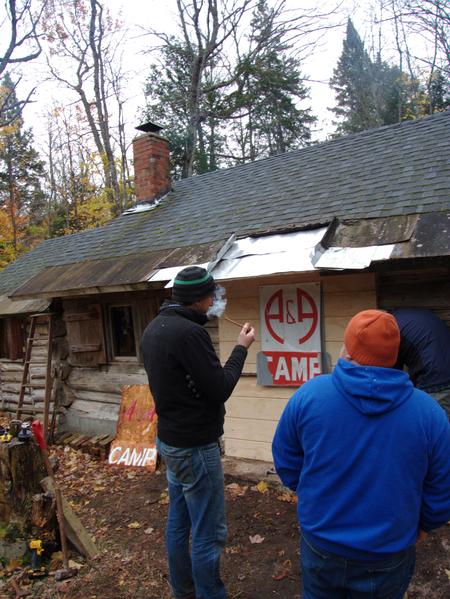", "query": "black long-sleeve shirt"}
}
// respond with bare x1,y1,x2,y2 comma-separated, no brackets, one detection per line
140,301,247,447
392,308,450,391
